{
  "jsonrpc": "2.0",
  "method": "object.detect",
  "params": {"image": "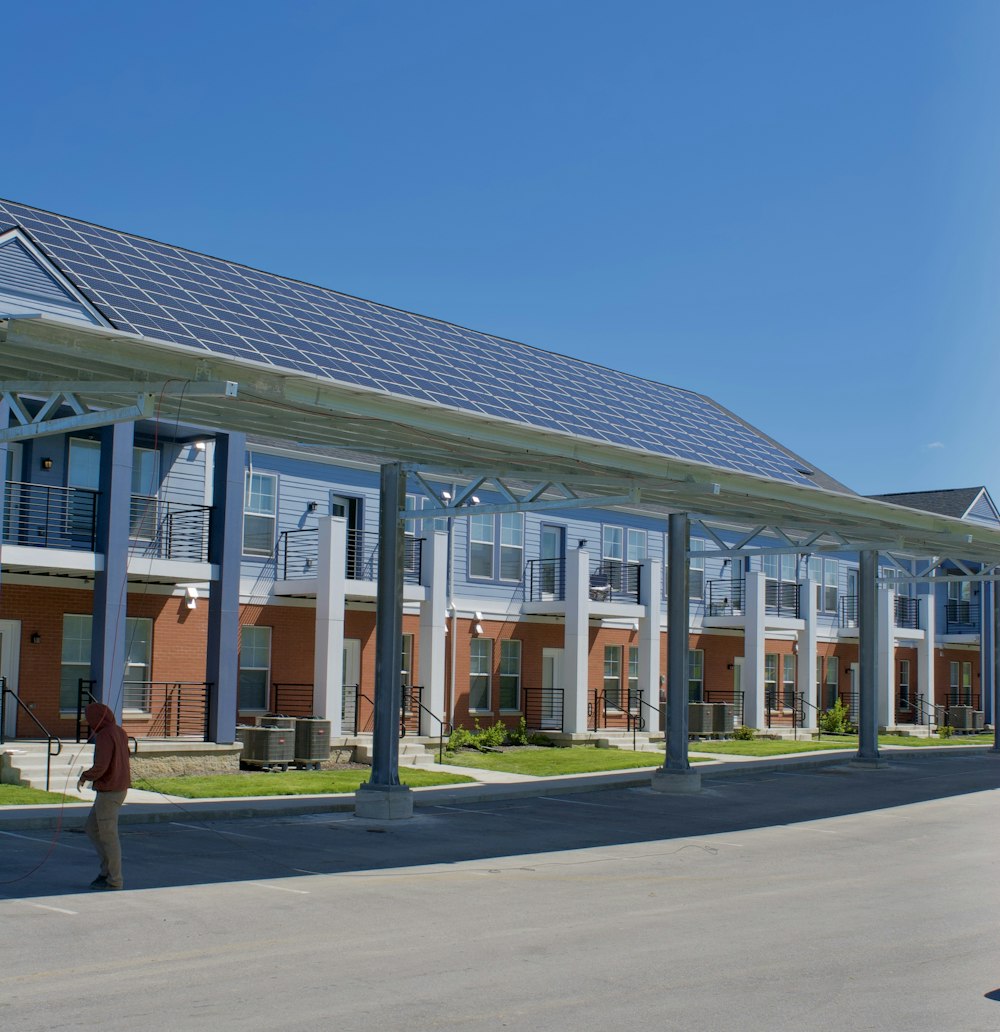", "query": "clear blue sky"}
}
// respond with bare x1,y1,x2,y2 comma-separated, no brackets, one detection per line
6,1,999,499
